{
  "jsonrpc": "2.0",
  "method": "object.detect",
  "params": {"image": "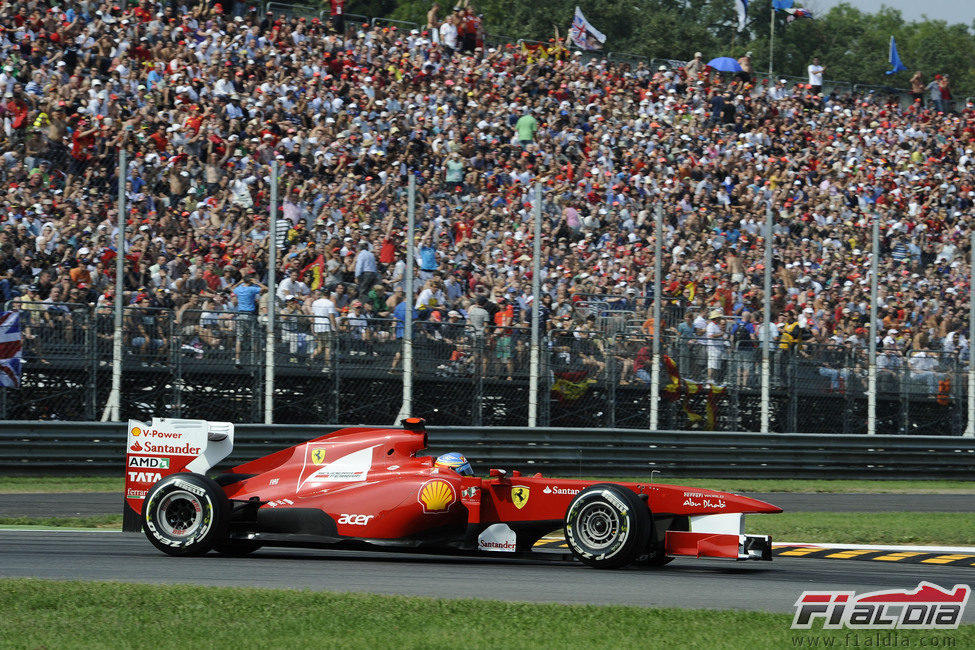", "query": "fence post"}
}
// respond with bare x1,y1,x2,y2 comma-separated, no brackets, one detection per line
605,339,616,429
760,206,772,433
264,160,278,424
172,315,182,418
967,231,975,437
396,175,416,423
649,204,662,431
102,150,126,423
86,307,96,421
867,217,879,435
528,182,541,427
